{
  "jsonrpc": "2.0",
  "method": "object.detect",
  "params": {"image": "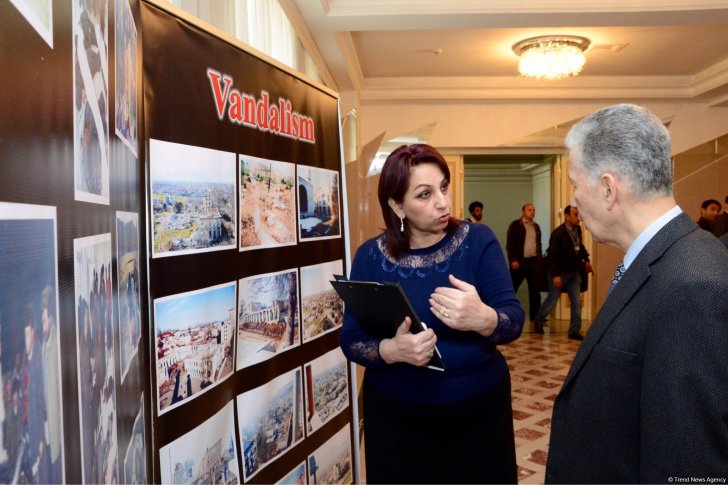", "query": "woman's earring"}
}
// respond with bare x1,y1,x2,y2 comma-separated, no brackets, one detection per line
400,217,405,232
